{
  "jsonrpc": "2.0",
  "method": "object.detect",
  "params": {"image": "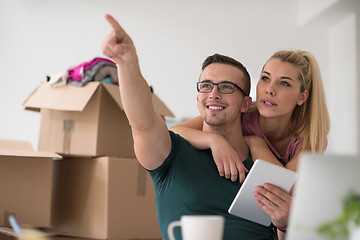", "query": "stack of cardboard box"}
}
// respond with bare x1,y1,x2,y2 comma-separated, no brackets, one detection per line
0,140,61,232
1,81,174,240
